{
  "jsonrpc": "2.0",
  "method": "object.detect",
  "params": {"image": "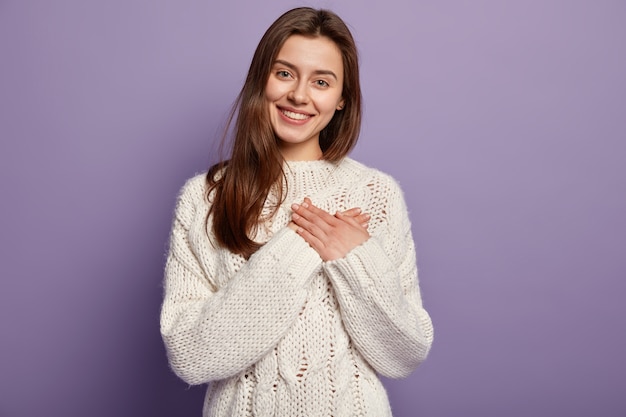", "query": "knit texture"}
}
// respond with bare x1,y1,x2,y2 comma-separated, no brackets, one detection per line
161,157,434,417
